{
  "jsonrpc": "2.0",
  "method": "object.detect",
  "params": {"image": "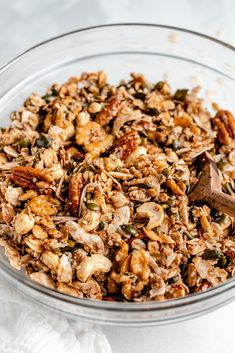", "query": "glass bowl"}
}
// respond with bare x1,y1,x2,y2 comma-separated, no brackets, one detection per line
0,24,235,326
